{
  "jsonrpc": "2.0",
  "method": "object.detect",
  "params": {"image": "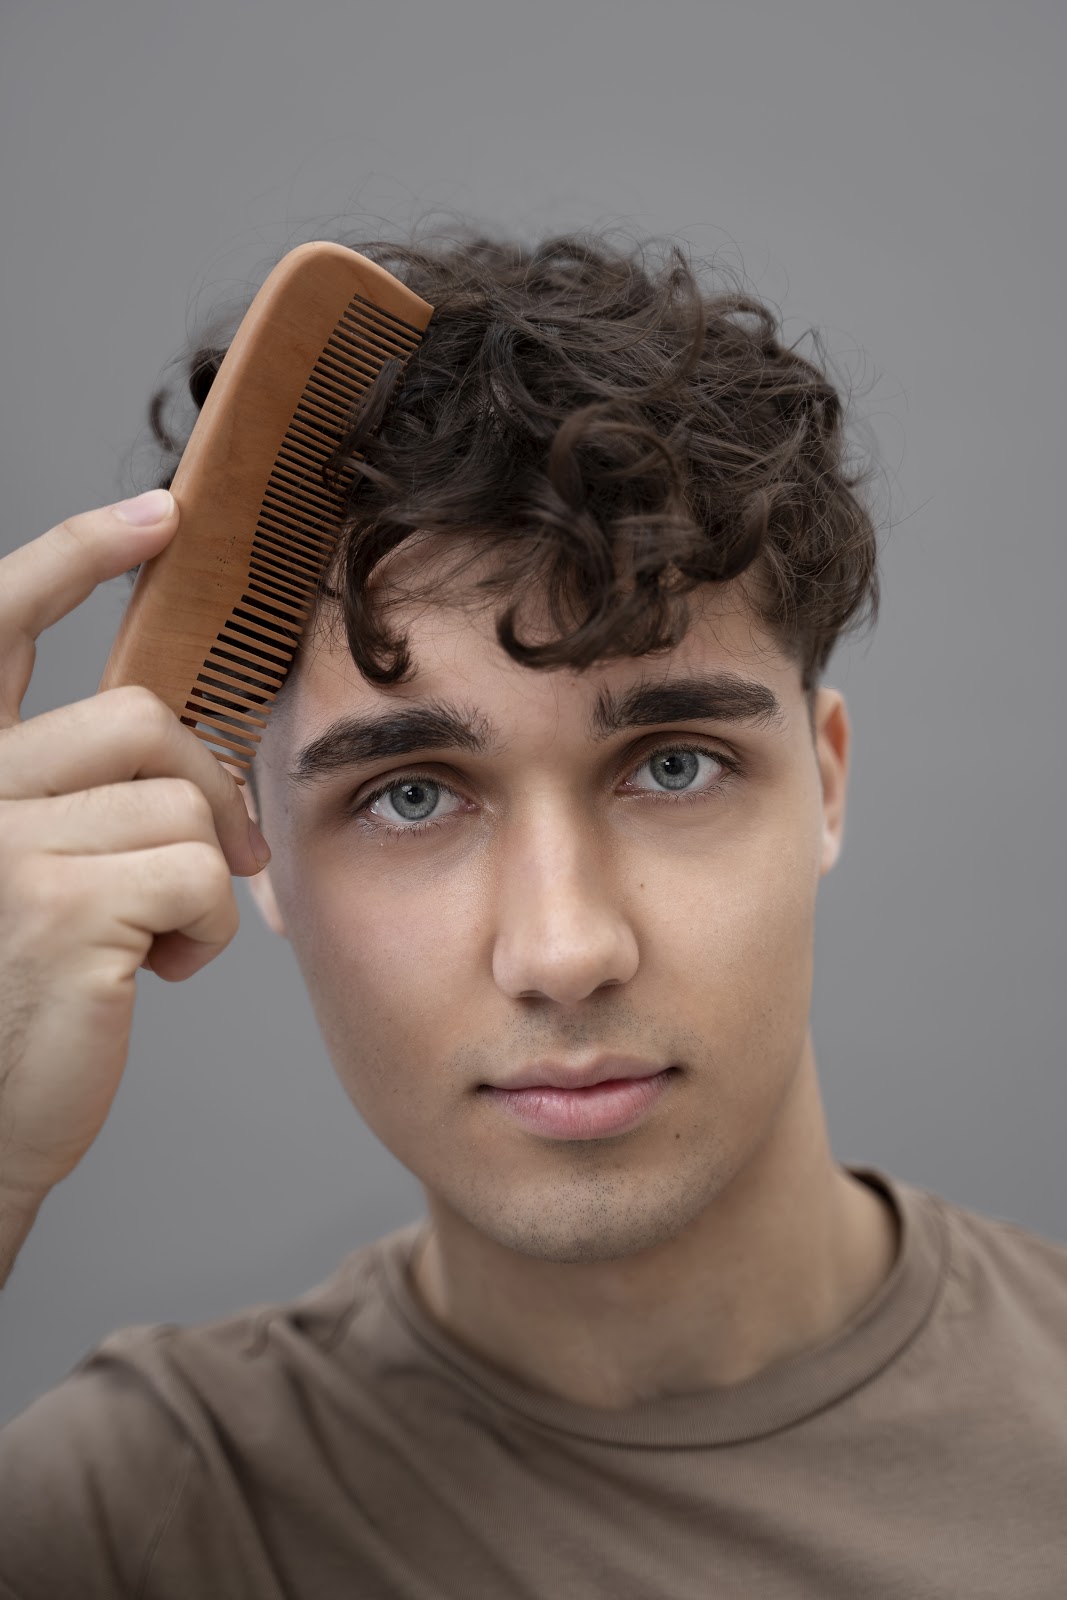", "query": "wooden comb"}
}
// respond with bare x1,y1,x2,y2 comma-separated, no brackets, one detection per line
98,241,434,784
